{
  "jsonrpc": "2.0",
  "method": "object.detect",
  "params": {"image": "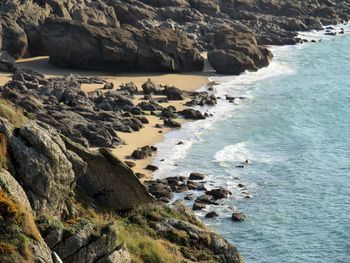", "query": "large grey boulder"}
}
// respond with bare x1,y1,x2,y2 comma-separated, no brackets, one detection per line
63,137,155,210
0,119,76,217
40,18,204,72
